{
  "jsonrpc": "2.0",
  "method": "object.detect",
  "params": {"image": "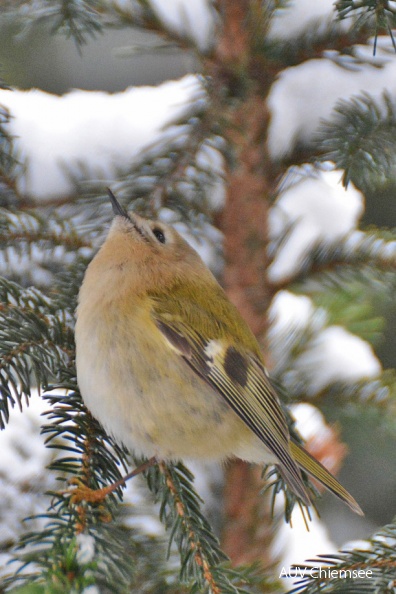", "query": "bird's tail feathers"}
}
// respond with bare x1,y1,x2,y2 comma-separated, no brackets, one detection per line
277,458,311,508
290,441,363,516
